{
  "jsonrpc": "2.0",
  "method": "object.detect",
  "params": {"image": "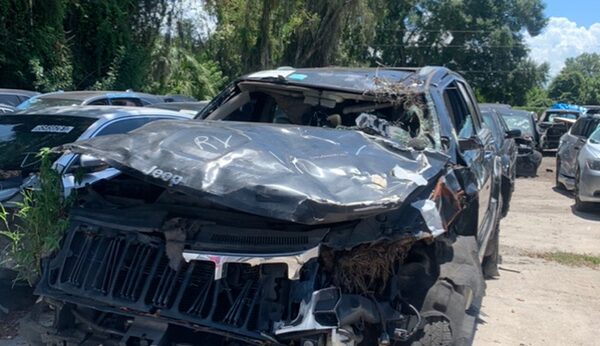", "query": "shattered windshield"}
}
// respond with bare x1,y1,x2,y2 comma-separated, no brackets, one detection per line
207,80,440,150
502,114,533,136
